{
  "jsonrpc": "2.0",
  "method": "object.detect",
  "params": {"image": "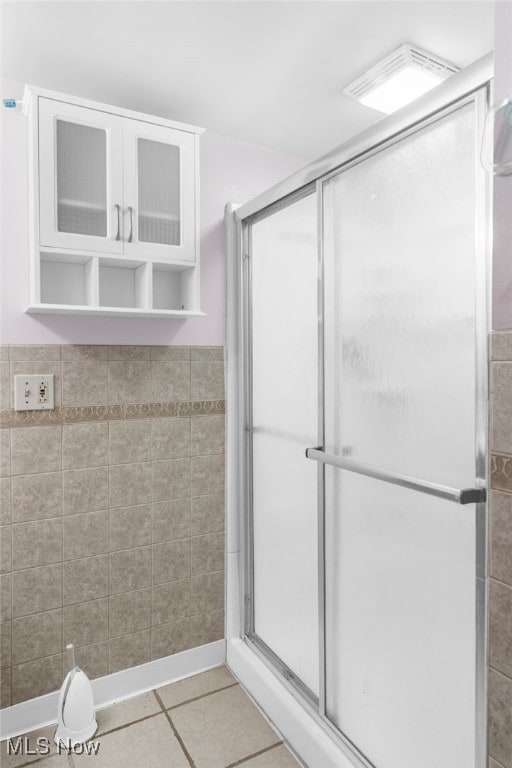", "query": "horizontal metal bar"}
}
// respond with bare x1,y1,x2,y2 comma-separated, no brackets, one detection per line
235,52,492,223
305,448,486,505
